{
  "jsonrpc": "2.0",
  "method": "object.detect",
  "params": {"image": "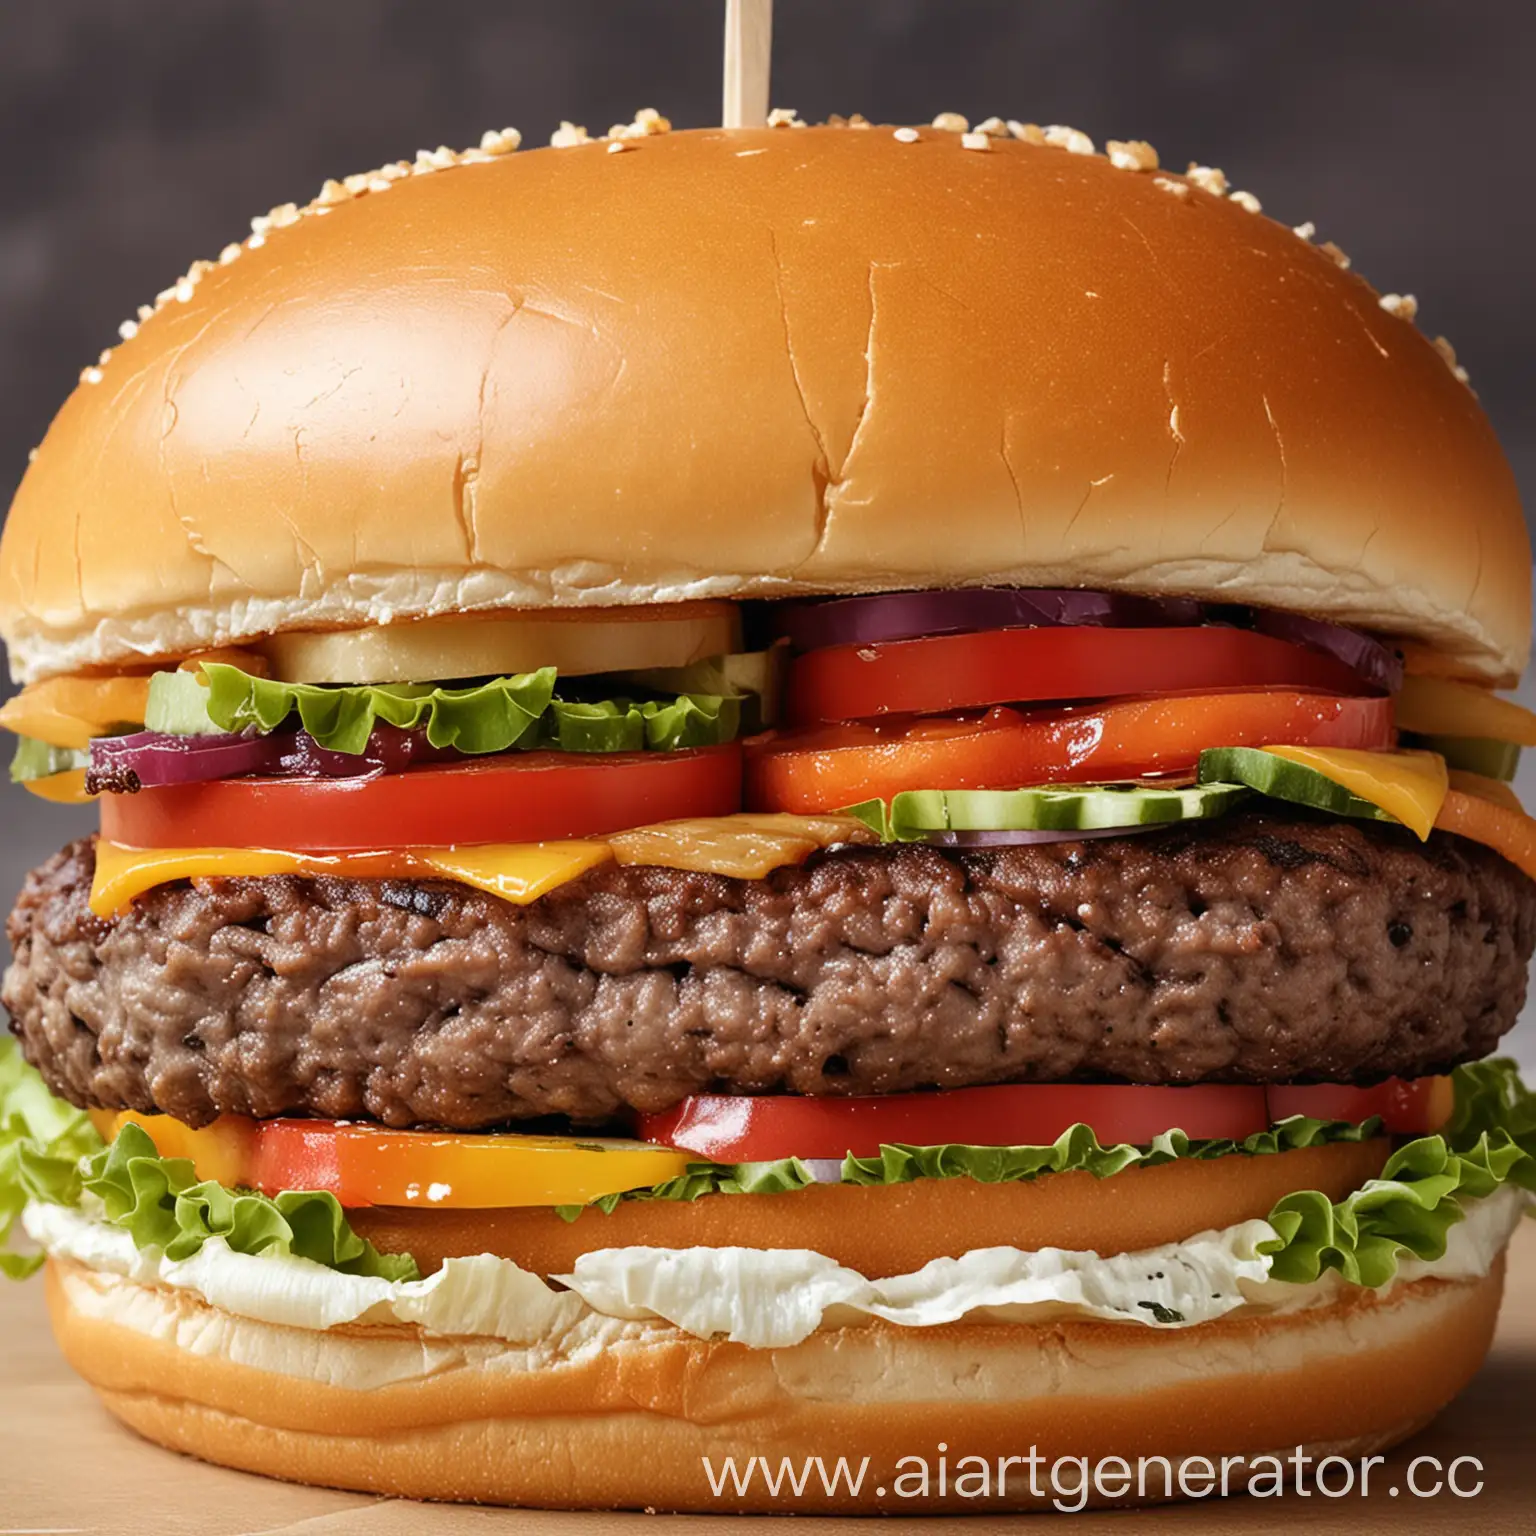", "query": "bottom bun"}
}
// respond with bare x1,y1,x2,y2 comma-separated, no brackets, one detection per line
47,1253,1504,1513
